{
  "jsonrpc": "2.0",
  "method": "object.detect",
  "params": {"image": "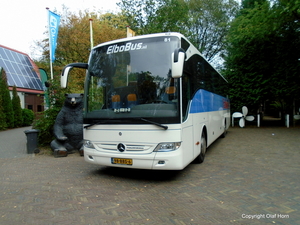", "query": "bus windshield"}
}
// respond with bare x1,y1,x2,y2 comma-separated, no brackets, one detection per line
84,36,180,124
